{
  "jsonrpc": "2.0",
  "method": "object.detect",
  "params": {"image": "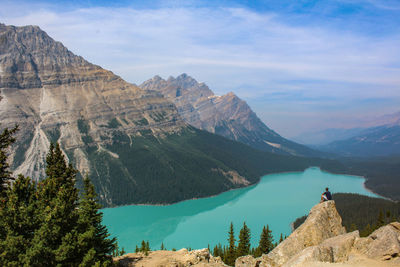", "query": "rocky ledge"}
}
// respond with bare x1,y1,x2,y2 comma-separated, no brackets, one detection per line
114,201,400,267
